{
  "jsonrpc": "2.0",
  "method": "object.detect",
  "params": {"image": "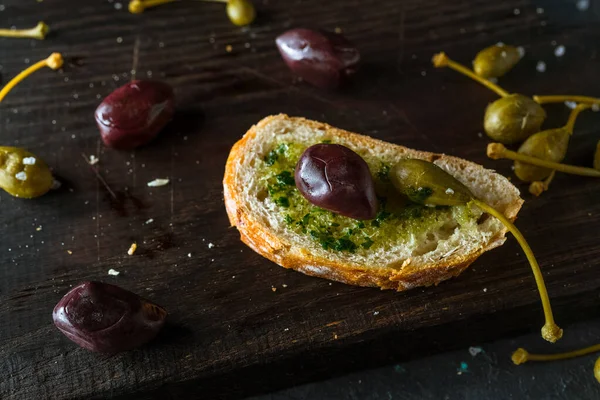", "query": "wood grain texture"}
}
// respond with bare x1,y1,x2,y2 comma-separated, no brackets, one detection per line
0,0,599,399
